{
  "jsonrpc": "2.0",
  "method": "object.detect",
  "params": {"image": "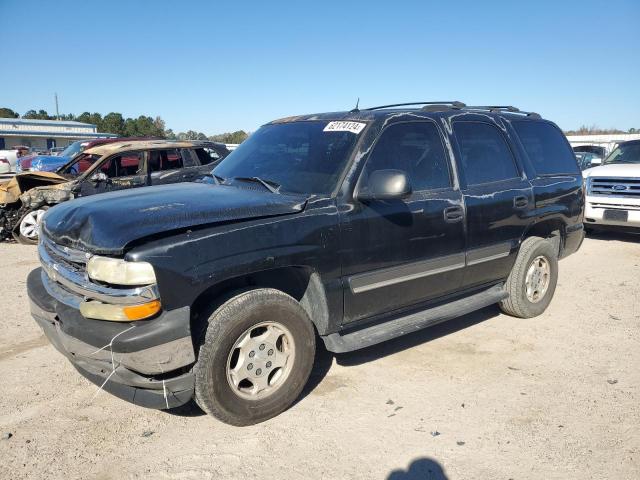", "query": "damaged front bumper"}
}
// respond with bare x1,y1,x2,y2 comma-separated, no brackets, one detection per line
27,268,196,409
